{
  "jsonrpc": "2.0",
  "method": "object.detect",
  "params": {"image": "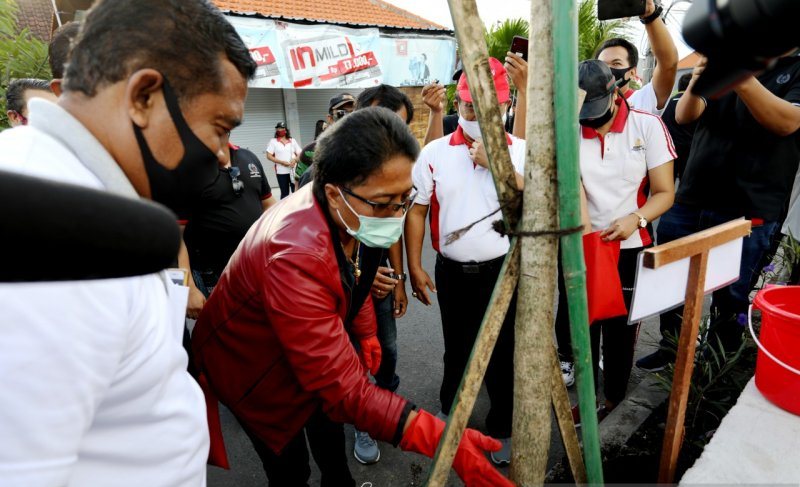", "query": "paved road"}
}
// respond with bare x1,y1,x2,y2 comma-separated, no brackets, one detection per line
206,235,660,486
